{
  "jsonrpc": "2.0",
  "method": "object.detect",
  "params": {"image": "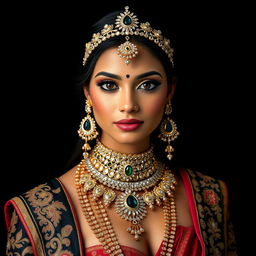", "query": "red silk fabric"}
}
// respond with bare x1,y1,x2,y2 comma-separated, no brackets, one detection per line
86,225,202,256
